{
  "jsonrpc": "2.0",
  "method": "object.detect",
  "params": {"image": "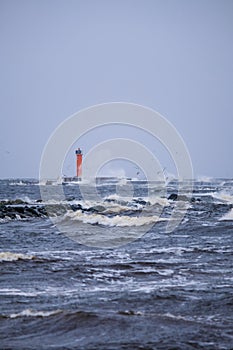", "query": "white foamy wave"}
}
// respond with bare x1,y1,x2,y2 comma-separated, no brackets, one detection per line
219,208,233,221
213,192,233,204
9,180,27,186
19,195,34,203
104,194,169,207
147,196,169,206
0,218,10,223
0,252,35,262
66,178,92,185
9,309,62,318
103,204,136,214
65,210,165,227
104,194,122,202
42,199,67,205
161,312,191,321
